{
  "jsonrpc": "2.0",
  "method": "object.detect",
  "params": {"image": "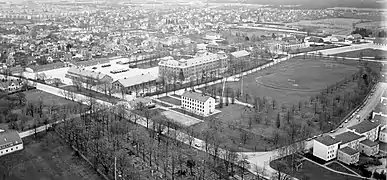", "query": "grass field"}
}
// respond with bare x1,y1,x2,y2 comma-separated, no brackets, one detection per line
327,162,357,175
334,48,387,59
0,132,102,180
270,157,362,180
194,57,360,151
24,89,84,108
